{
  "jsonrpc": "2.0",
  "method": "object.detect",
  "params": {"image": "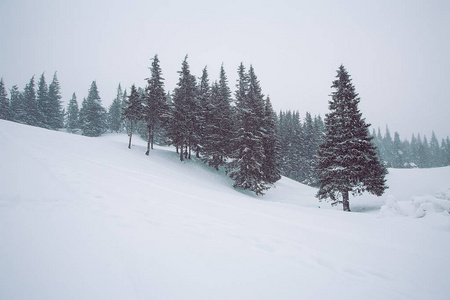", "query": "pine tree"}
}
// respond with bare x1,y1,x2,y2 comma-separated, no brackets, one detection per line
122,84,143,149
197,66,211,156
66,93,79,133
418,135,430,168
202,66,234,168
22,76,42,127
9,85,24,122
108,84,123,132
169,55,198,160
382,126,394,167
229,64,268,195
0,78,11,120
261,96,281,184
143,55,168,155
443,137,450,166
301,112,316,184
79,81,107,137
47,72,63,129
429,131,441,167
37,73,50,128
392,132,404,168
409,134,419,167
315,65,387,211
121,89,130,133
